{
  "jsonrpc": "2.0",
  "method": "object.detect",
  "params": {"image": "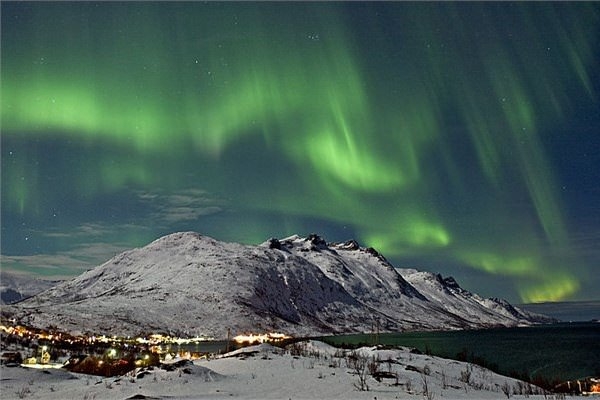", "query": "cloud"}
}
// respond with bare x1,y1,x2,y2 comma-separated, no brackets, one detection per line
1,241,134,280
37,222,146,239
64,242,135,264
1,254,92,279
1,188,225,280
137,188,224,225
31,188,223,243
